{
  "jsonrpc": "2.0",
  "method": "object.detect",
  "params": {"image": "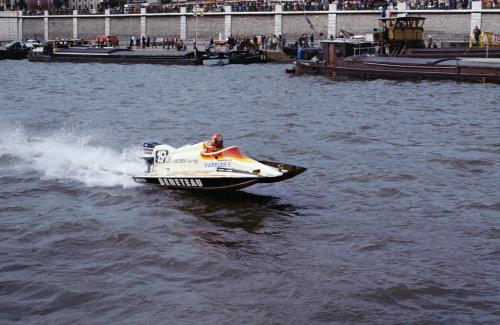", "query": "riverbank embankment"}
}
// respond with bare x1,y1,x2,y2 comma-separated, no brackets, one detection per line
1,3,499,45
